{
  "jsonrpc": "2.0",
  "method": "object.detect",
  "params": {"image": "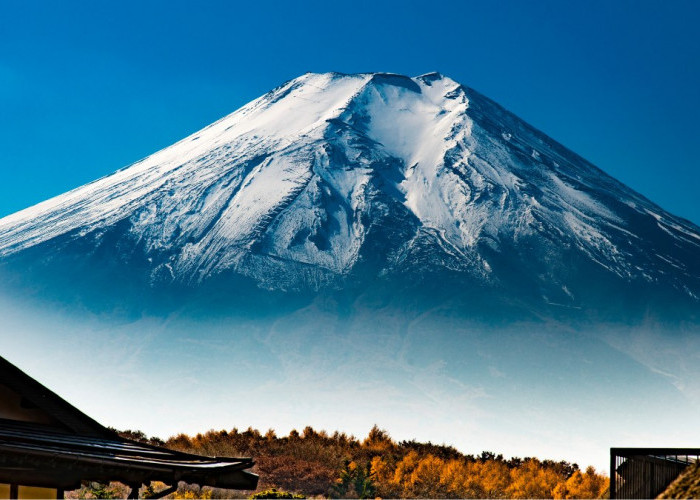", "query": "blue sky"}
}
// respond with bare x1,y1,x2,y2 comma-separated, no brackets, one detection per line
1,1,699,223
1,0,699,225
